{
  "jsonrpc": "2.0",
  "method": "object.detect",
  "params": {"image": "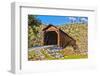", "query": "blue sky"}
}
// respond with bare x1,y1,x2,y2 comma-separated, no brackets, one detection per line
36,15,88,26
